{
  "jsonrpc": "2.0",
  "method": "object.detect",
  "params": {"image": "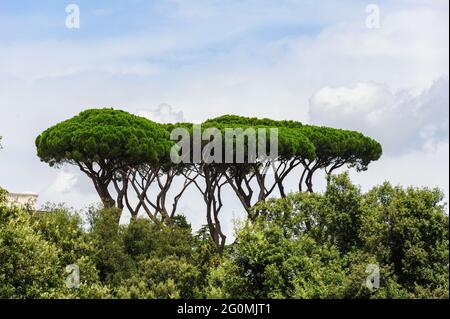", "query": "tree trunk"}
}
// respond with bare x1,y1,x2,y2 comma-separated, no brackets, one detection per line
94,181,116,208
